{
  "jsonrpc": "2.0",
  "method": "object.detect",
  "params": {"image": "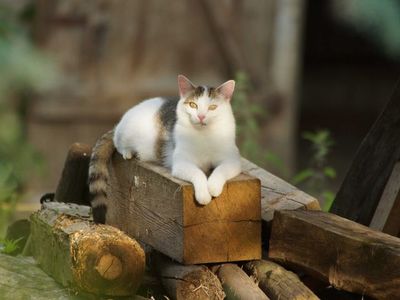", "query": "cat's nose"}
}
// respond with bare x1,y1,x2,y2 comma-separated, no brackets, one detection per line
197,114,206,122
